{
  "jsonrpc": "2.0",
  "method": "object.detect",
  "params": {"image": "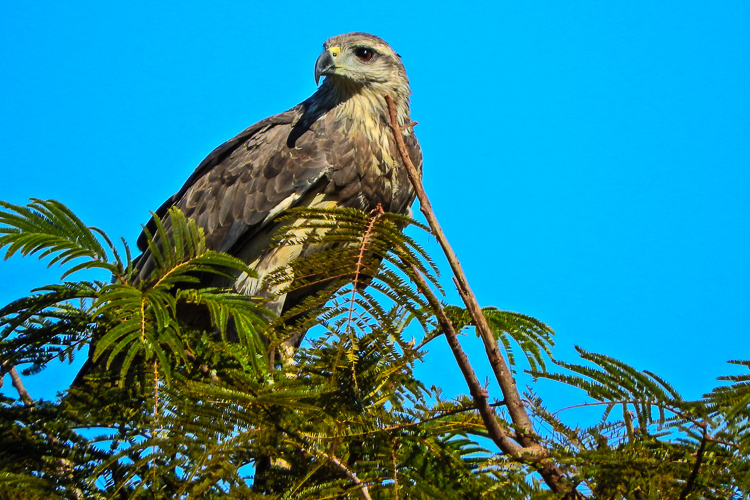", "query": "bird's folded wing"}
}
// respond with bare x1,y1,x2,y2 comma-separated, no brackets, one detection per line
136,104,333,256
